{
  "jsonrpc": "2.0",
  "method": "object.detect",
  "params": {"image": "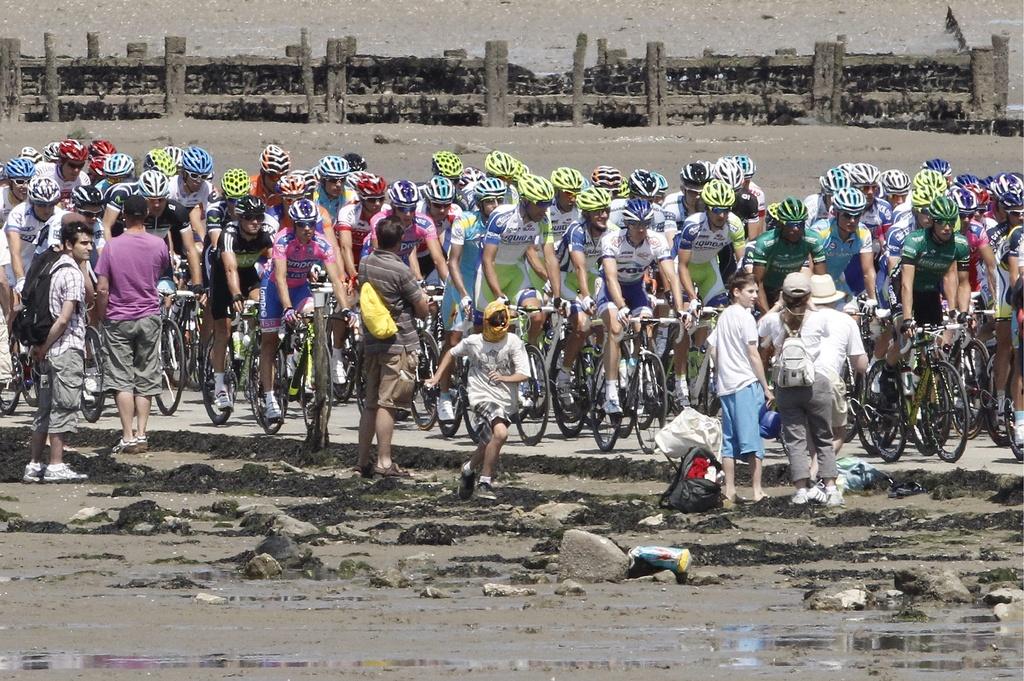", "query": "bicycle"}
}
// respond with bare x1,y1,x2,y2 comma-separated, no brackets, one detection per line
282,286,334,436
861,323,969,463
508,304,552,446
941,310,993,441
409,319,441,431
675,306,723,418
200,300,259,426
590,314,674,454
80,325,106,423
548,312,602,439
156,290,191,416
